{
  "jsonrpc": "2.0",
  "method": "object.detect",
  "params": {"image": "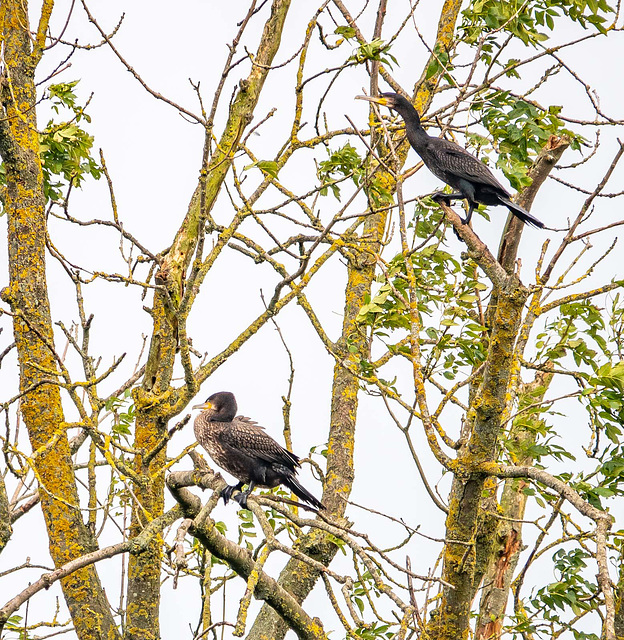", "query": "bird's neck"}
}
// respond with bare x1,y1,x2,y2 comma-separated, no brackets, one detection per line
400,108,429,150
